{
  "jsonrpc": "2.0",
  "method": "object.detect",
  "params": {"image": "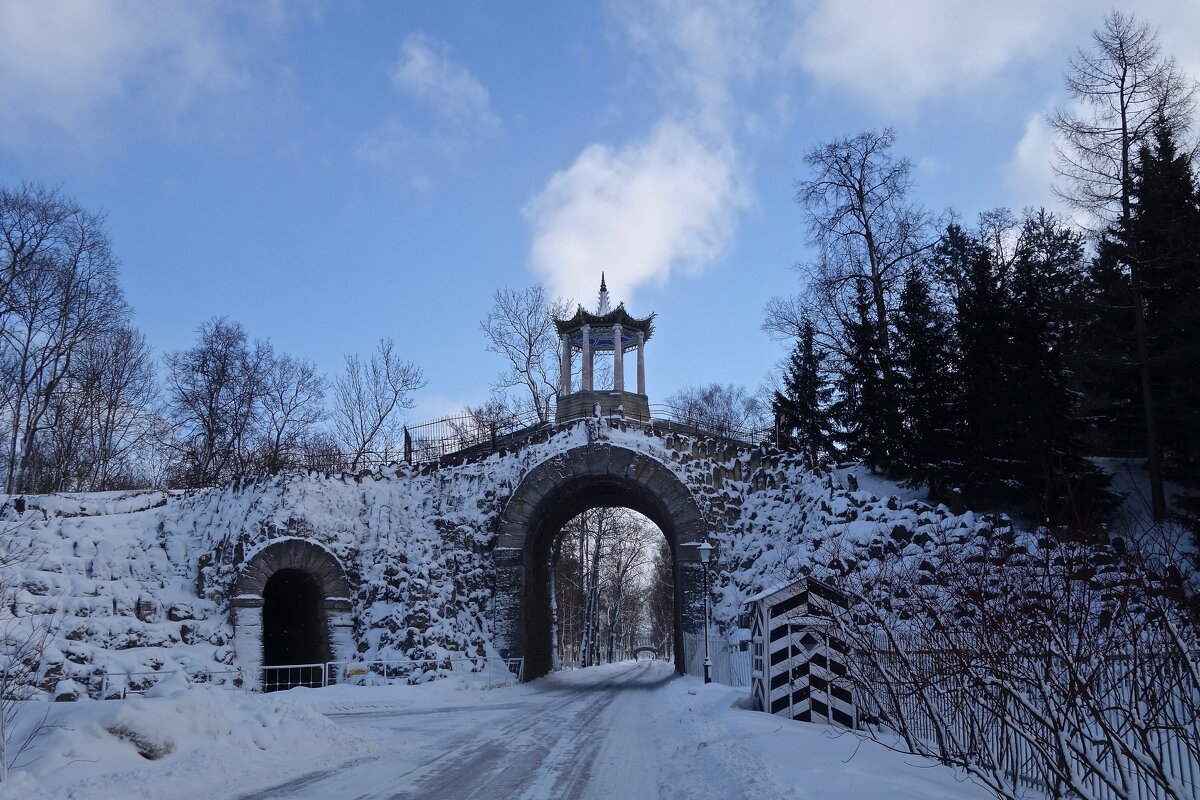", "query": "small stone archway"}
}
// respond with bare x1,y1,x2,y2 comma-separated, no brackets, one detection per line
494,443,712,681
632,646,659,660
230,539,355,688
